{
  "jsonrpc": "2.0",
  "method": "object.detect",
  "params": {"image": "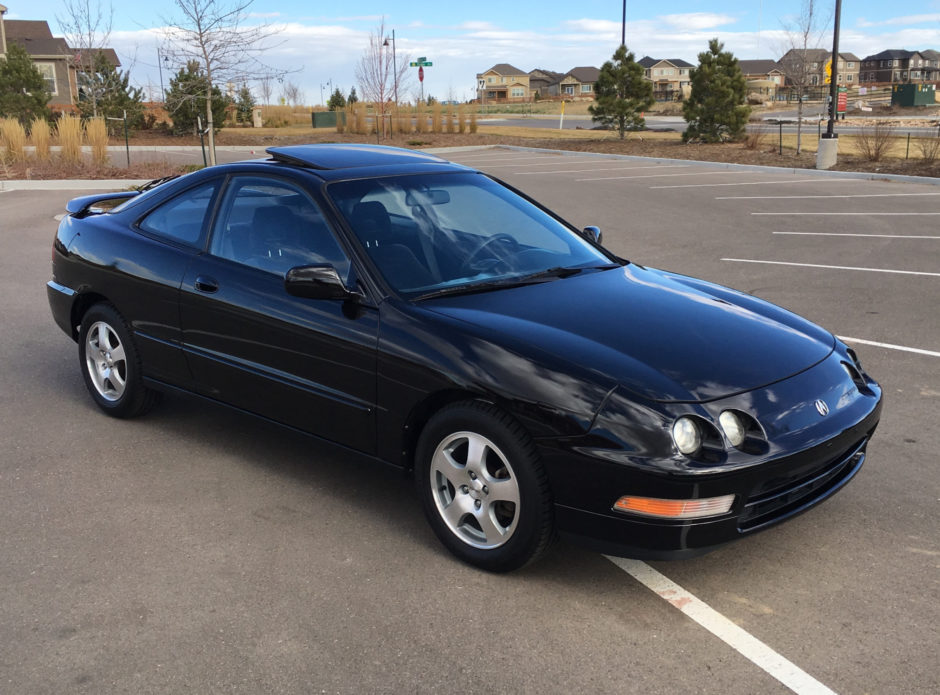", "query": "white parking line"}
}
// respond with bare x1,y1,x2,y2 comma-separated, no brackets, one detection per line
478,159,621,168
717,192,940,200
753,212,940,216
448,155,569,163
608,558,837,695
578,170,744,182
721,258,940,277
518,164,690,175
775,232,940,239
837,337,940,358
652,179,853,189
